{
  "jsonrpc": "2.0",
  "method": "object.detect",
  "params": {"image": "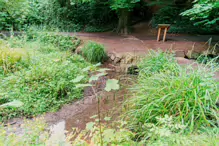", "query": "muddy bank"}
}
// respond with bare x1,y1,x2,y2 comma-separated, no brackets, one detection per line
4,65,136,135
44,68,136,131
